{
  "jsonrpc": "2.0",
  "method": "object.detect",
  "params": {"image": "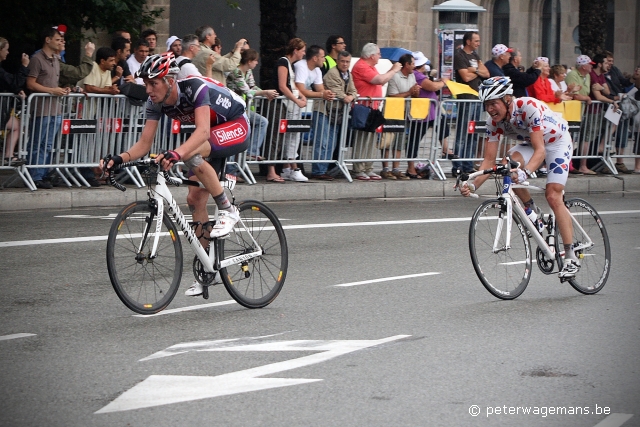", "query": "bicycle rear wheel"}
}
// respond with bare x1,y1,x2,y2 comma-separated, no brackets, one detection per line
106,200,183,314
469,199,532,300
218,200,288,308
559,198,611,294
